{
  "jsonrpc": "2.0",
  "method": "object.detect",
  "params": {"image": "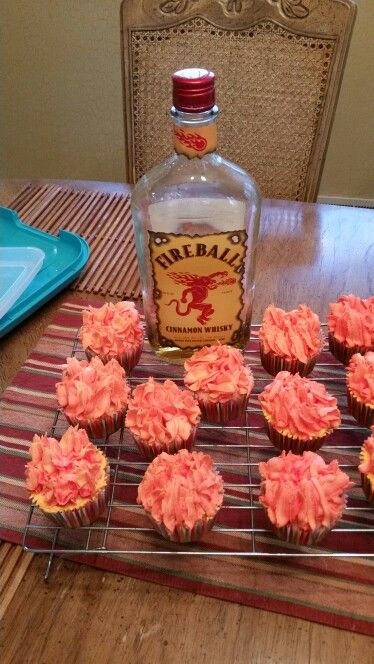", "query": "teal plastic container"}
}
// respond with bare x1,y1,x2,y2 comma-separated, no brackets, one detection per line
0,207,89,337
